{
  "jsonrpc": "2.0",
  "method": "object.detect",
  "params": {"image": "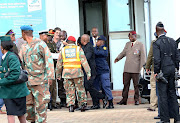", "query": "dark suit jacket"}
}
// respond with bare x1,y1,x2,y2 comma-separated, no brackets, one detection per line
81,42,96,77
90,37,94,46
